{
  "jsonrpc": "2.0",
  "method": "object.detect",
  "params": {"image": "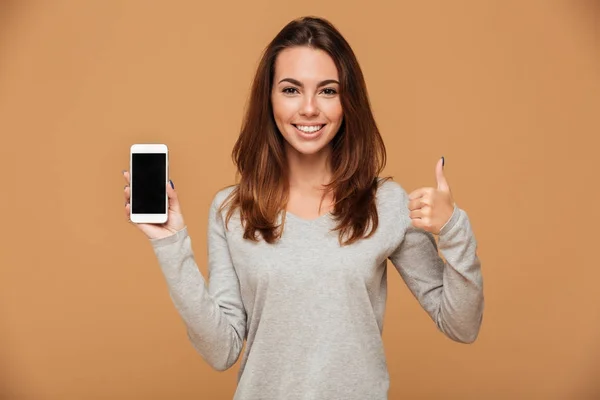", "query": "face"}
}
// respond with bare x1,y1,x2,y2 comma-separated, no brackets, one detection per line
271,46,344,158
